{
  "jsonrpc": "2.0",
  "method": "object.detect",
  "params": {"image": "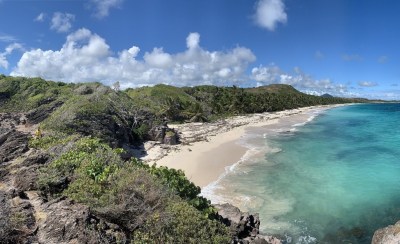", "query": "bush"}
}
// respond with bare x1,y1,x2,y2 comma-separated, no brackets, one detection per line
38,137,114,198
132,200,230,244
133,160,217,219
